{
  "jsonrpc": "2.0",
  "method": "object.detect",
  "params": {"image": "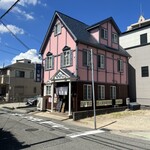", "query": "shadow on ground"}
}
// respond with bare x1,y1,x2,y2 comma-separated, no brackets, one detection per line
0,128,30,150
